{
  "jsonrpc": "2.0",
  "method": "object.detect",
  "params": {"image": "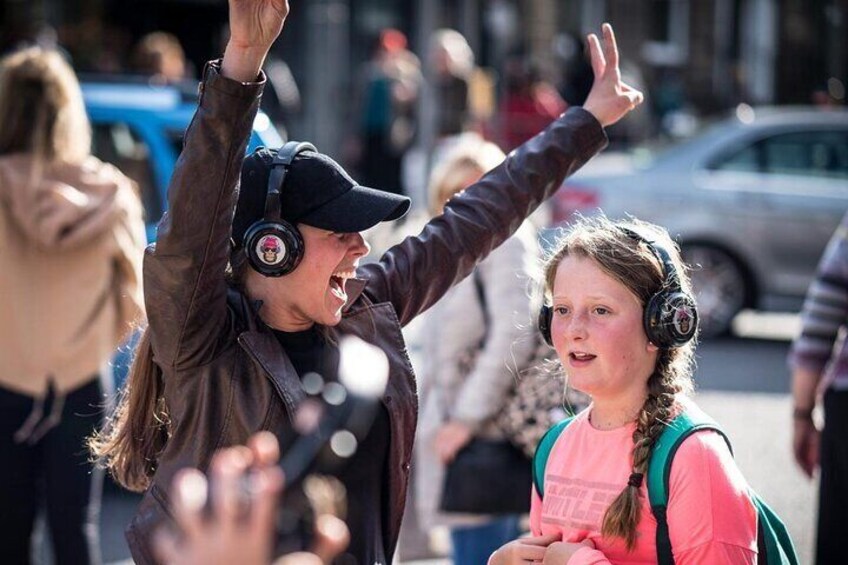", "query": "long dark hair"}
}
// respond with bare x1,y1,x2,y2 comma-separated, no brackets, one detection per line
89,253,254,491
88,327,169,492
